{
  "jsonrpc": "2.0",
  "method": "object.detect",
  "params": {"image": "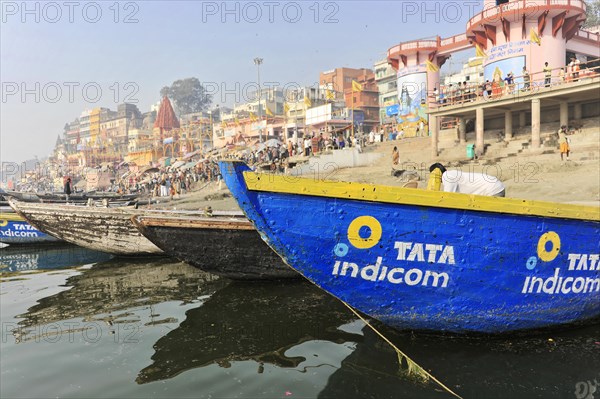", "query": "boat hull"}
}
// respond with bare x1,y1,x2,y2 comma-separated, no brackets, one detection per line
133,215,298,280
219,161,600,334
0,212,61,245
9,201,162,255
